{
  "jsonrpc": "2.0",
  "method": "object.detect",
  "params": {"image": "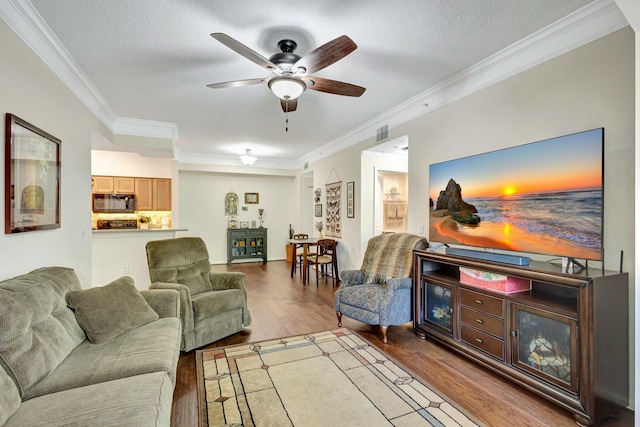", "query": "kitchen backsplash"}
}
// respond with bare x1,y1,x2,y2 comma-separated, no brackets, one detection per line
92,211,172,229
